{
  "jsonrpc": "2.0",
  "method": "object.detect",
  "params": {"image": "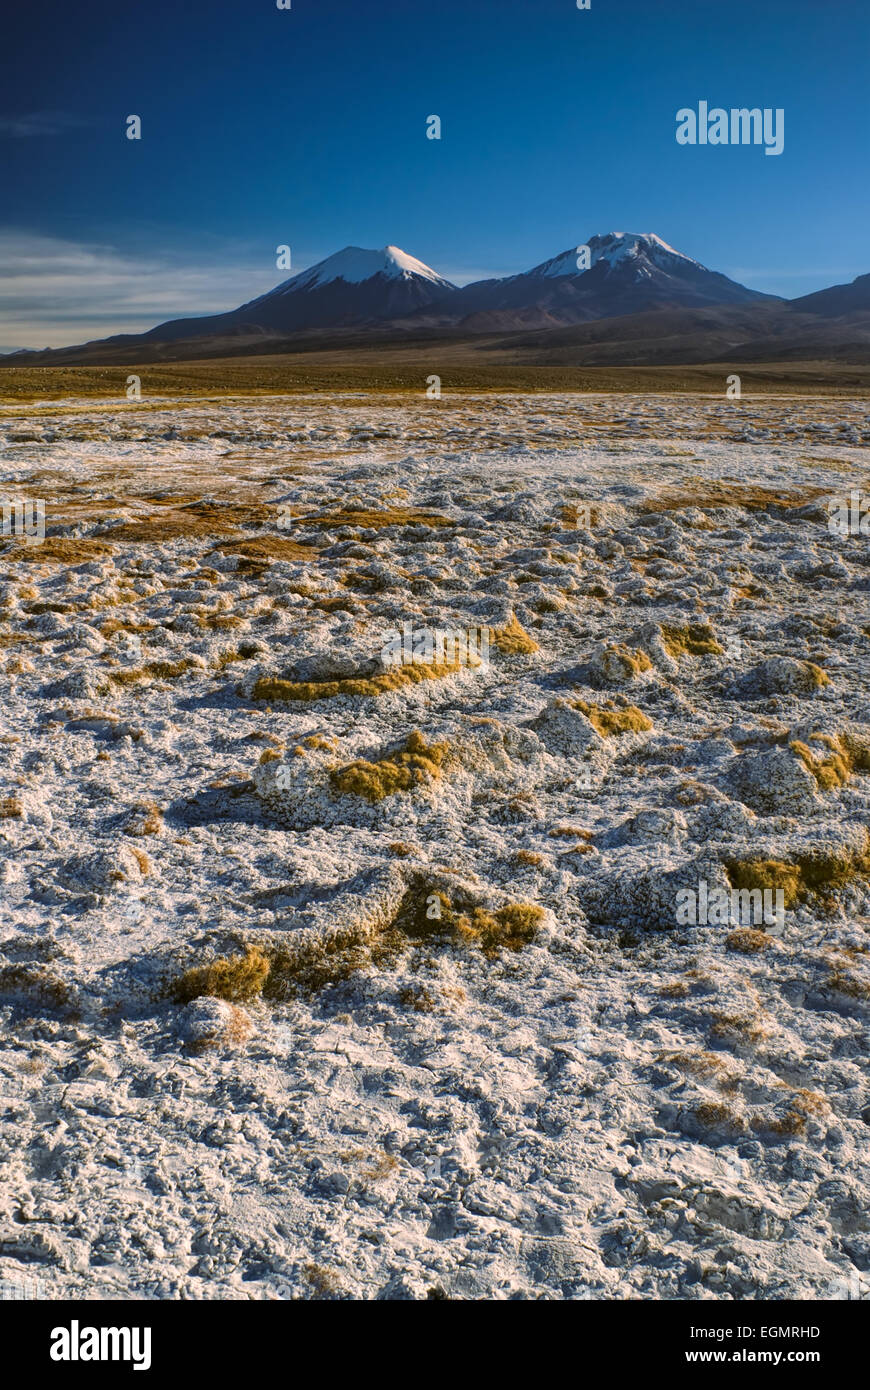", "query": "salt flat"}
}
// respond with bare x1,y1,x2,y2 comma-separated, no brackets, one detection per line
0,392,868,1301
